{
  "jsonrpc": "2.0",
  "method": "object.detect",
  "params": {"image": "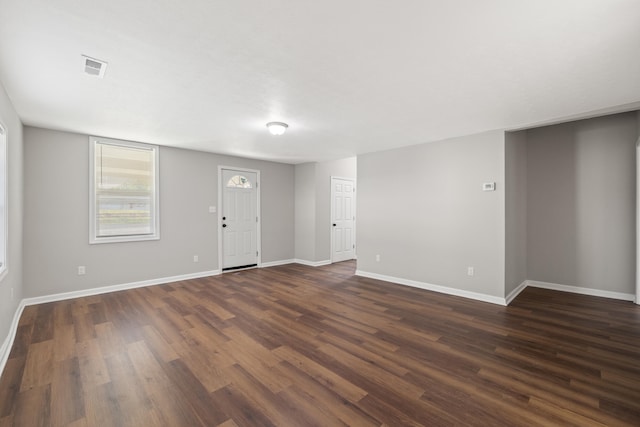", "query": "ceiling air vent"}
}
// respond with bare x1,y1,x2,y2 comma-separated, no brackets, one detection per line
82,55,108,78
